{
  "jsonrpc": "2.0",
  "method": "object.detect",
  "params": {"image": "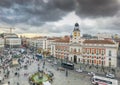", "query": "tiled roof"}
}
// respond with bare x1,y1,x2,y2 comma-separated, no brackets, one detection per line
54,36,70,43
83,40,115,44
54,39,69,43
47,38,55,40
